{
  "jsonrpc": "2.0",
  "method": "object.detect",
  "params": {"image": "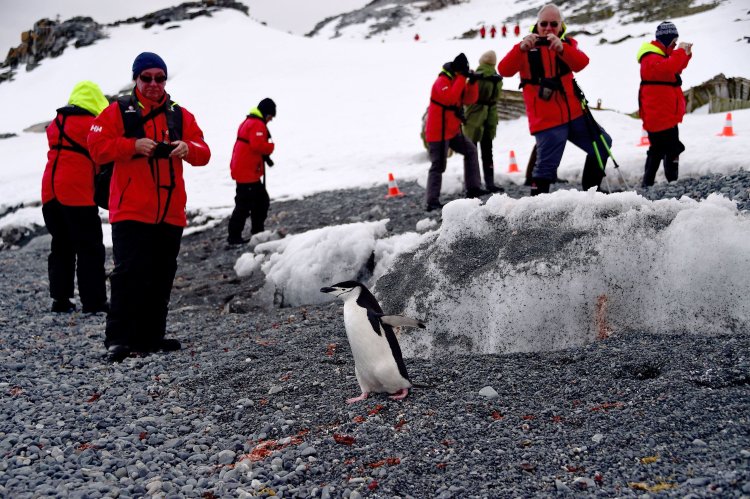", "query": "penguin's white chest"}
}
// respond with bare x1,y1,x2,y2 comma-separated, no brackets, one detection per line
342,301,408,393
